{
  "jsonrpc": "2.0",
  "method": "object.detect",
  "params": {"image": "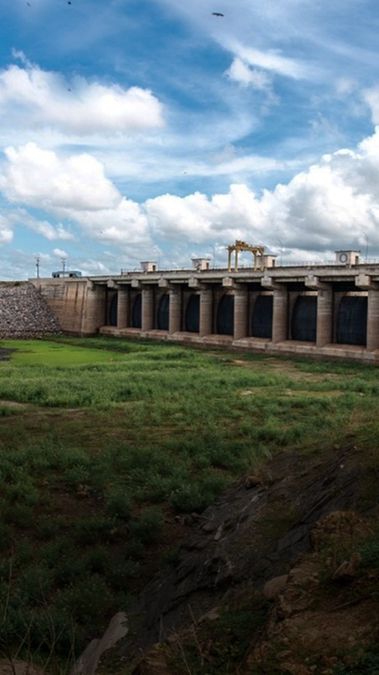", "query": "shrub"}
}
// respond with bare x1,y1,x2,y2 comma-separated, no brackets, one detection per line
56,575,115,630
106,490,132,521
130,507,164,544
